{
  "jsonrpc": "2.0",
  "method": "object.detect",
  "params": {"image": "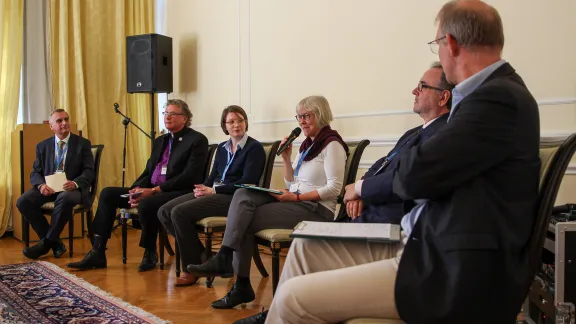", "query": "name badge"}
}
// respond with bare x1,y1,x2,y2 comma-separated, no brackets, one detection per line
161,167,167,175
